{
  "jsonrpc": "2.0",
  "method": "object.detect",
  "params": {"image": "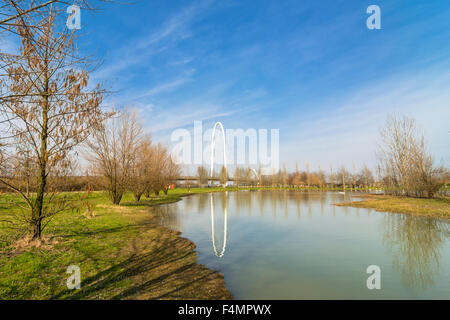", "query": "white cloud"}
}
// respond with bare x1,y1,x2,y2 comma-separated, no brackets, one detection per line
92,0,214,82
147,103,236,134
281,67,450,171
138,77,191,98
